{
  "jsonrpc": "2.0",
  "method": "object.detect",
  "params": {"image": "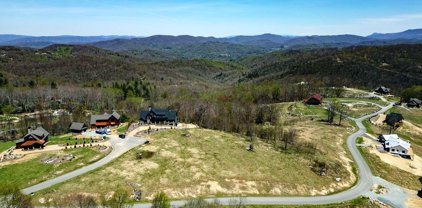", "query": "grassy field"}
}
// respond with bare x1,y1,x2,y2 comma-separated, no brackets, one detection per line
0,148,105,189
0,141,15,153
35,102,357,204
246,197,378,207
345,103,380,118
358,146,420,190
325,97,388,106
